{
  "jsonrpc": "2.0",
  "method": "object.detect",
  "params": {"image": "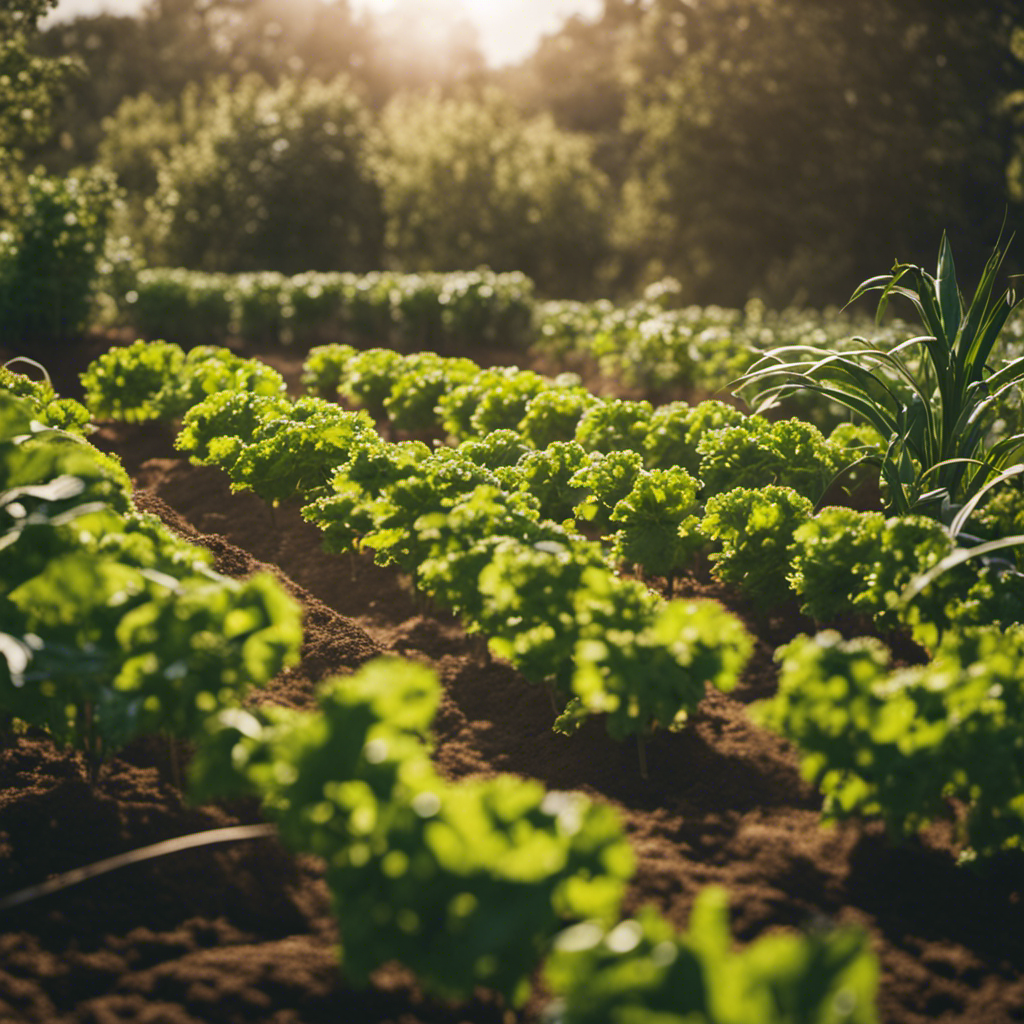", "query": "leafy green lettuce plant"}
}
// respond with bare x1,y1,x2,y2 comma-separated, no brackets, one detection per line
696,417,842,501
227,399,378,505
790,508,1024,647
190,657,633,1007
755,628,1024,857
175,389,293,471
0,363,91,436
568,581,752,752
643,399,746,475
700,486,814,604
503,440,591,524
0,393,301,778
609,468,704,593
519,387,599,448
575,398,655,455
384,353,477,434
81,339,188,422
570,450,646,531
302,342,358,398
545,887,878,1024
